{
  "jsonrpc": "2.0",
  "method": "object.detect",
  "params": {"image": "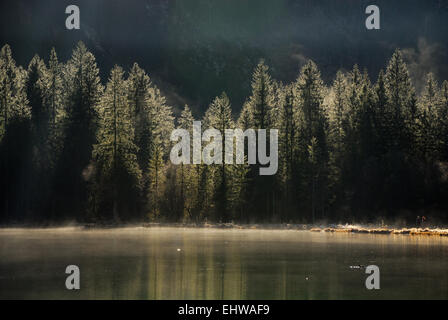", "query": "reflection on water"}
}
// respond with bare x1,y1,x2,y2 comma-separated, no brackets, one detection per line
0,227,448,299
